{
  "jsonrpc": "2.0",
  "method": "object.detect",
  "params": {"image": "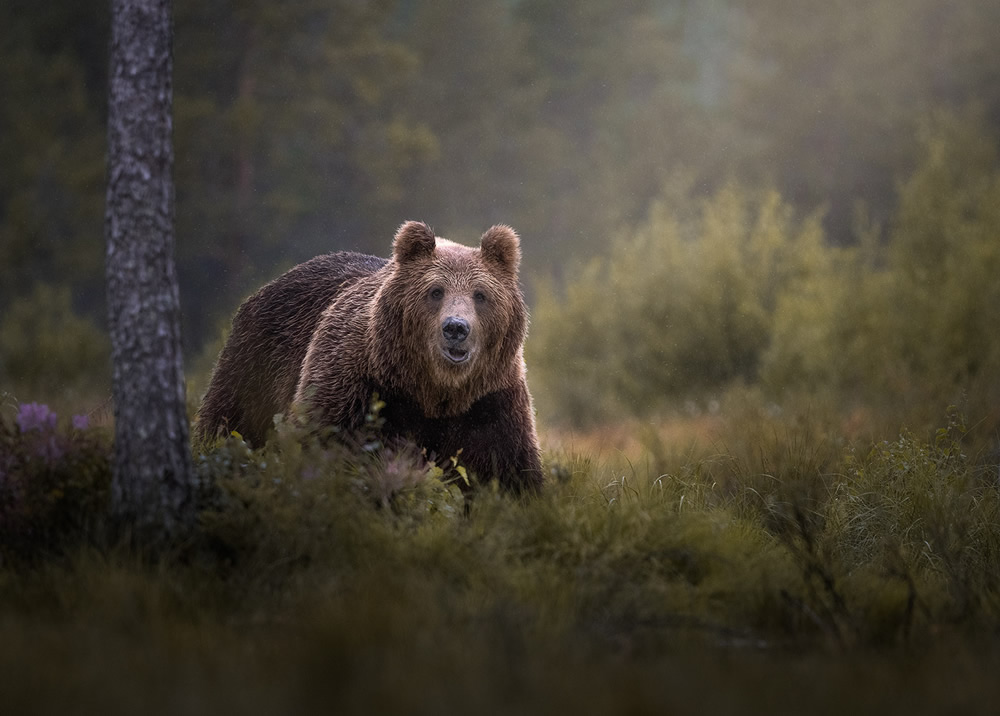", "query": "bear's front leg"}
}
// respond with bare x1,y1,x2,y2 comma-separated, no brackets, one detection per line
293,348,373,435
435,381,543,494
